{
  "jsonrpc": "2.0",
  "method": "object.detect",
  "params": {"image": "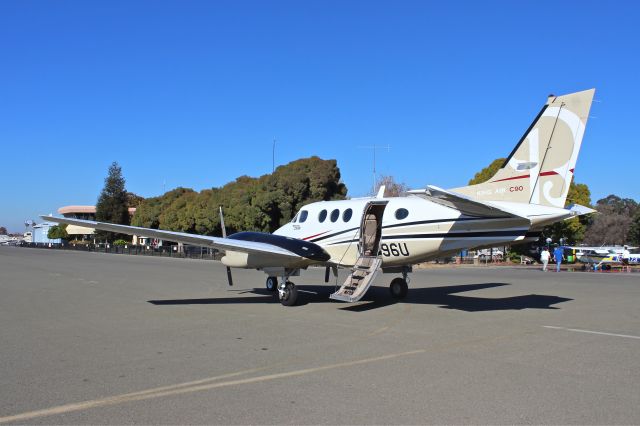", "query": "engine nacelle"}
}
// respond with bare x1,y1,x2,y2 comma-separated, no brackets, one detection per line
221,251,250,268
221,251,288,269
